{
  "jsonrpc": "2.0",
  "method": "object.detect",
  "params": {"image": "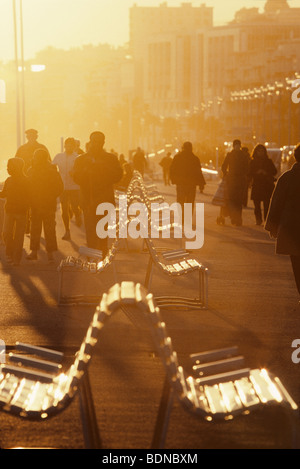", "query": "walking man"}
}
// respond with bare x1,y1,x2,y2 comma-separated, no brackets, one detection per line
72,131,123,257
0,158,30,265
15,129,51,234
169,141,205,220
248,143,277,226
133,147,147,176
27,149,64,263
265,143,300,299
15,128,50,173
159,152,173,185
53,137,82,240
221,139,249,226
